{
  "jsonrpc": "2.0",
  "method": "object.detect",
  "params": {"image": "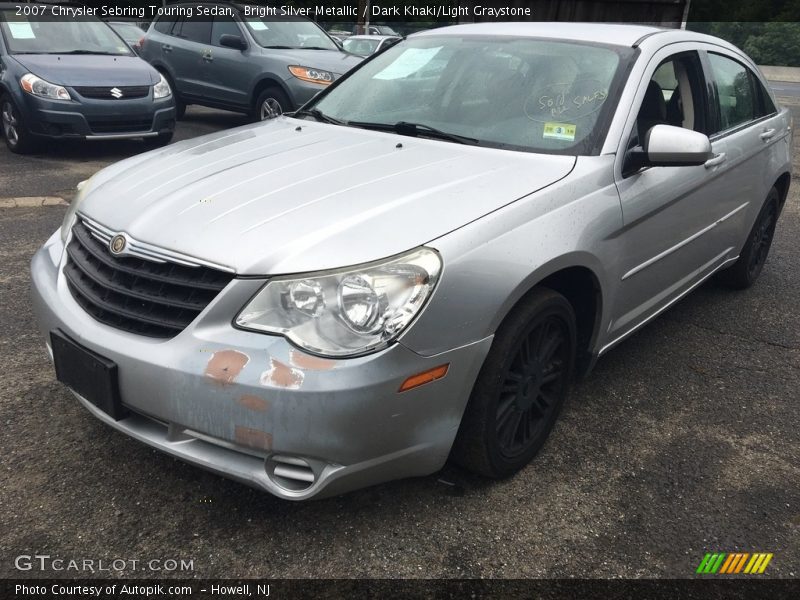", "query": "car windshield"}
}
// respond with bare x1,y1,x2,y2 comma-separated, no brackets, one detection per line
0,11,133,55
244,17,338,50
343,38,380,56
312,35,633,154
